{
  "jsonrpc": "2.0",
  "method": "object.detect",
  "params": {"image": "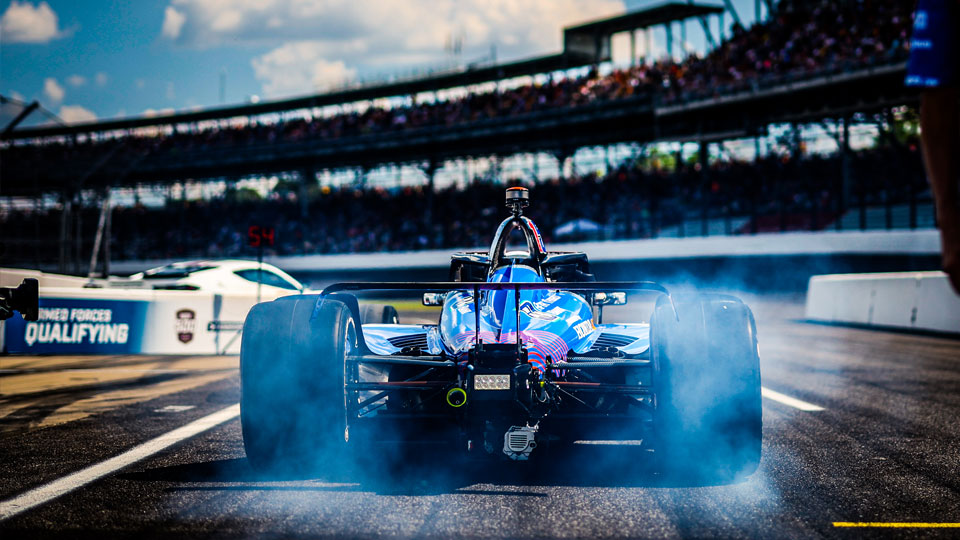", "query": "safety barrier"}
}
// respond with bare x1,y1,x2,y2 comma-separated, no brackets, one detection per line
102,228,941,274
805,271,960,334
